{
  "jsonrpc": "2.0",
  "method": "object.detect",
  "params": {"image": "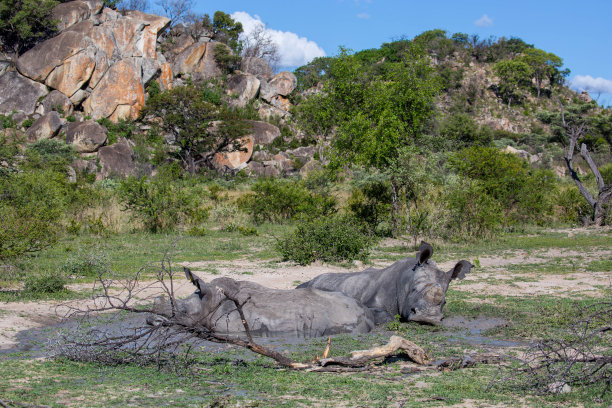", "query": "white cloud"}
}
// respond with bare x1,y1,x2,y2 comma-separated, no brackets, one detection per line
474,14,493,27
231,11,326,67
571,75,612,94
357,12,370,19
